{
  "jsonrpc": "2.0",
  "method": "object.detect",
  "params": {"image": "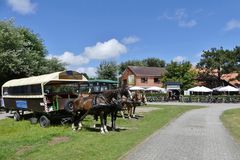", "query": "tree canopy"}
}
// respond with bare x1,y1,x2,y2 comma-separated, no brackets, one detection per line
118,57,165,73
0,20,65,88
162,61,197,90
96,60,118,81
197,47,240,86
